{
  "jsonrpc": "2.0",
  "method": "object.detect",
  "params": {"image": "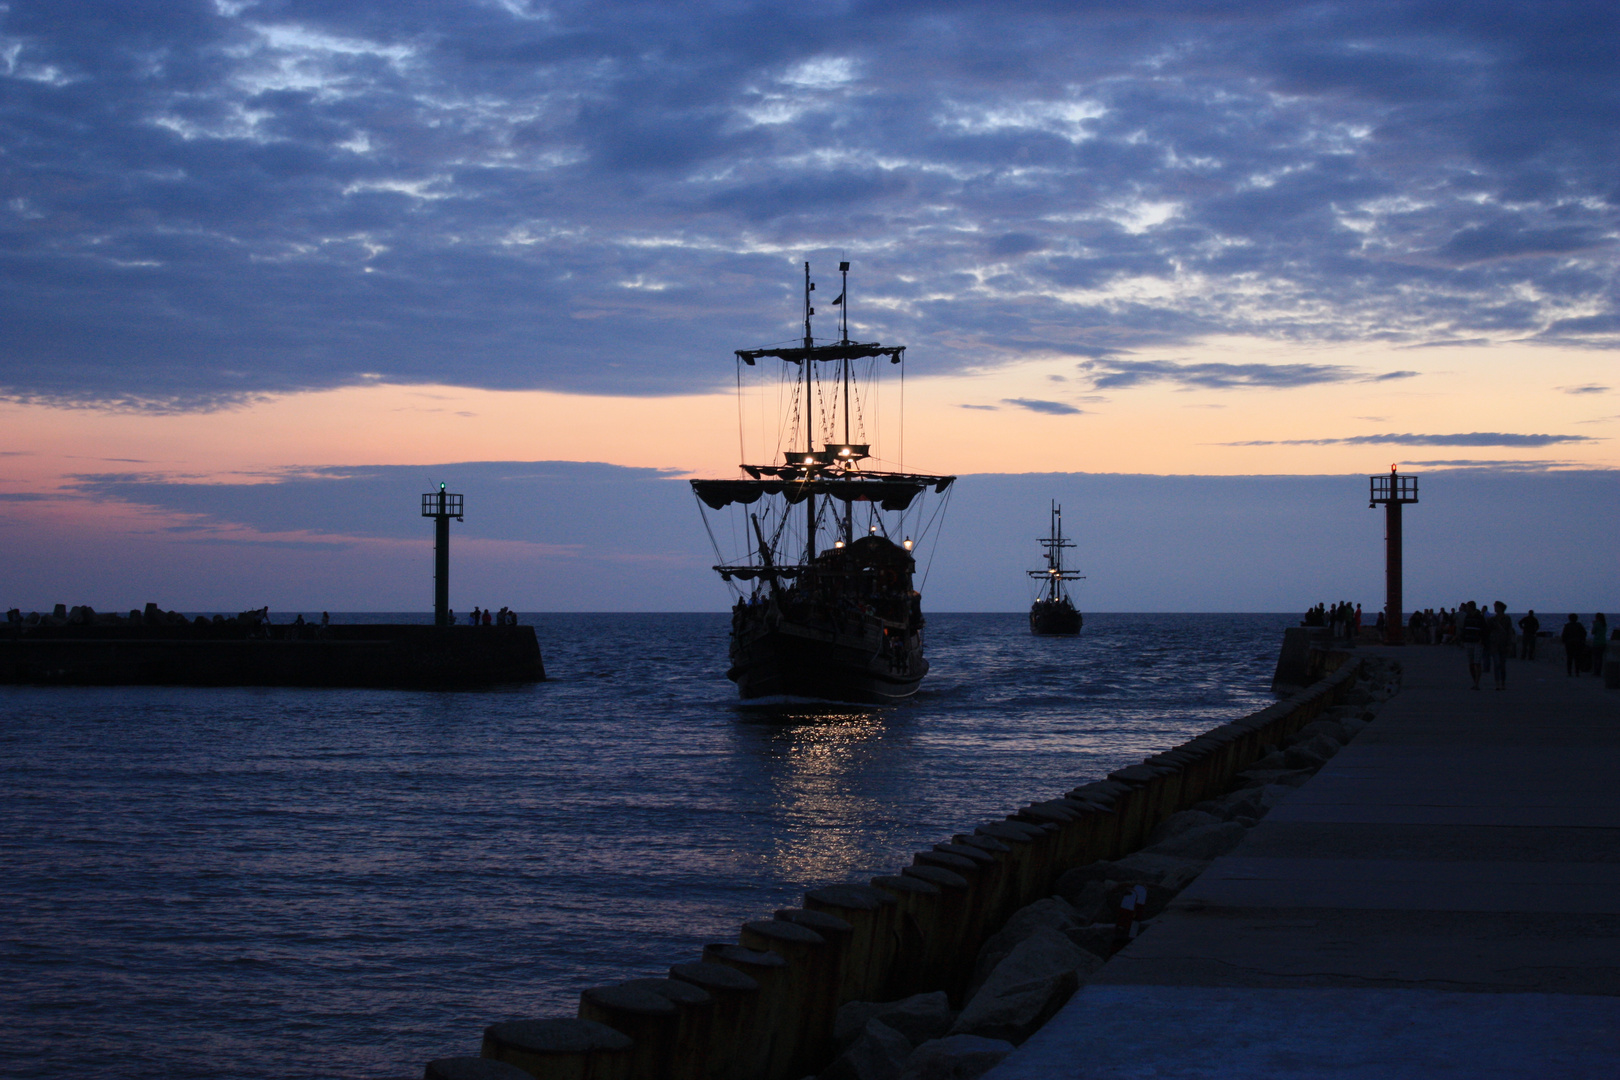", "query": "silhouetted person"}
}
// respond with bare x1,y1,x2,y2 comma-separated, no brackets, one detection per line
1561,614,1587,676
1460,602,1486,690
1489,601,1513,690
1518,610,1540,659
